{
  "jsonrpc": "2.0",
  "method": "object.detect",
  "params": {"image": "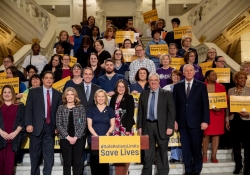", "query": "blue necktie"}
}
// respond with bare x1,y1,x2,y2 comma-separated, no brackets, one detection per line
149,91,155,121
86,86,90,101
